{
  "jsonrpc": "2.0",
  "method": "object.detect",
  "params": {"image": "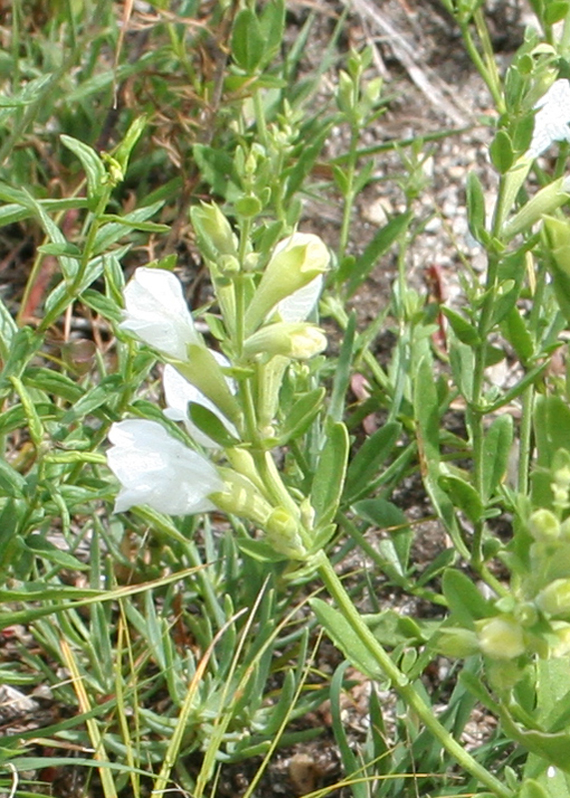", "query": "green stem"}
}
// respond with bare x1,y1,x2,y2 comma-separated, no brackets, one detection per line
470,230,501,564
338,124,359,260
559,7,570,57
253,87,269,150
518,385,534,495
473,9,505,114
459,14,504,114
38,190,111,334
314,550,513,798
